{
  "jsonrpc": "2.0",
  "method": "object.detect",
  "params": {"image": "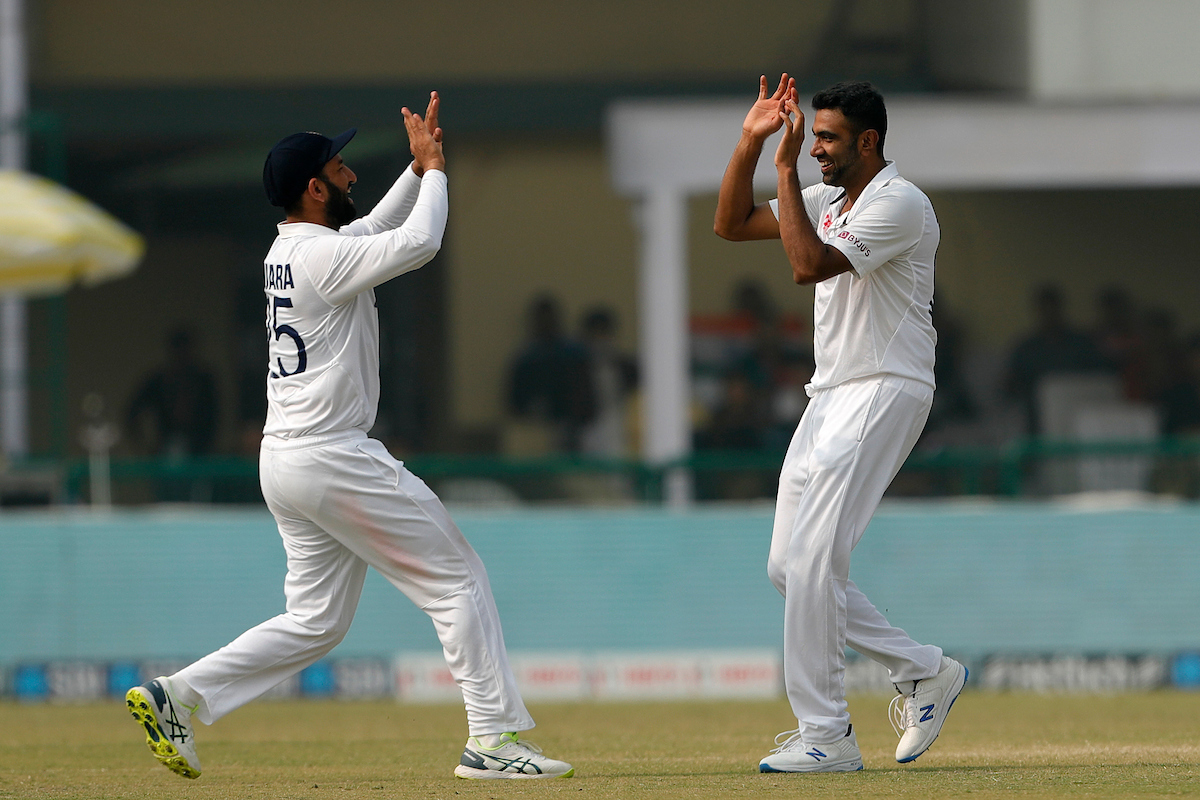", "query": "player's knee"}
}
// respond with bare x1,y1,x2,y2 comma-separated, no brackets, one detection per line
287,611,353,649
306,622,351,658
325,619,353,646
